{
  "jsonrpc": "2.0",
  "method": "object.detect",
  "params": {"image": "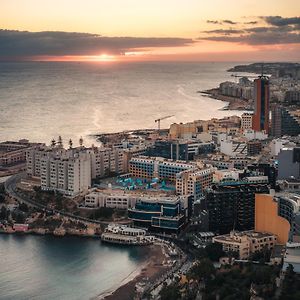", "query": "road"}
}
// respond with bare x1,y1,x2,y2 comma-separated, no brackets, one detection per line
4,172,104,226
